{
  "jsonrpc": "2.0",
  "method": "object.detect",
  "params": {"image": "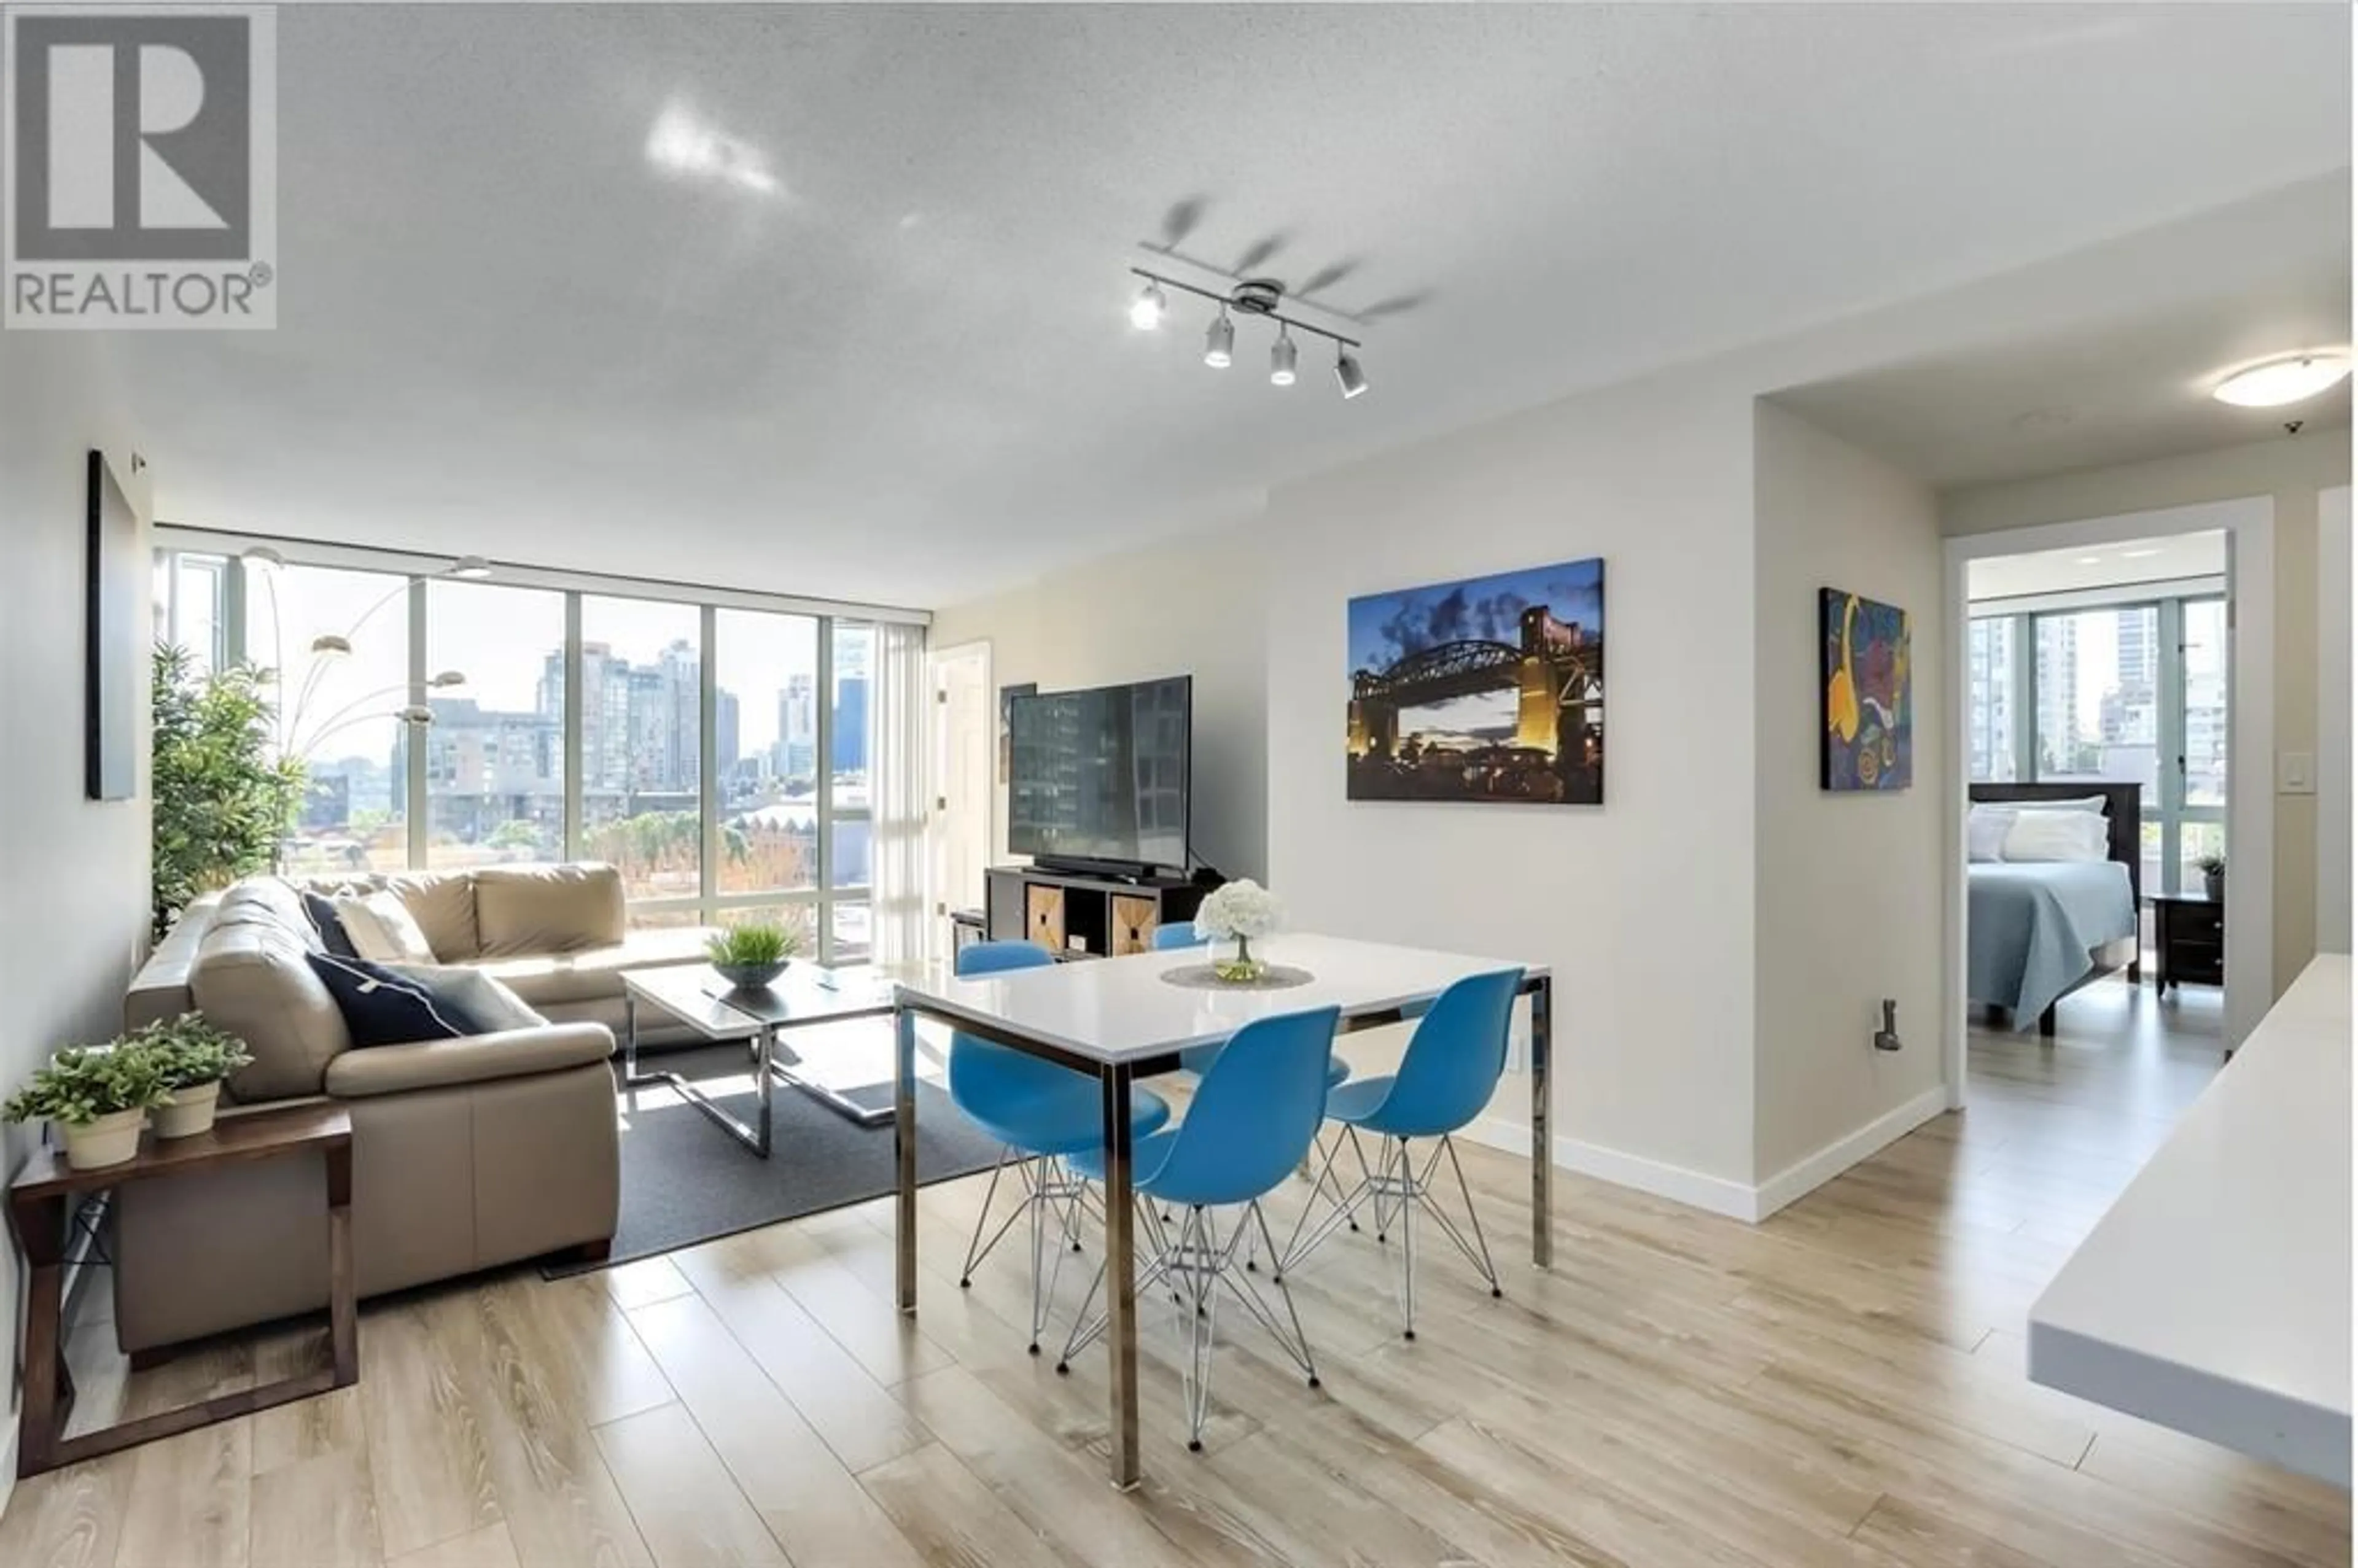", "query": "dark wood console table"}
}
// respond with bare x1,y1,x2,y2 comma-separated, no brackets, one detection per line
6,1103,355,1478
